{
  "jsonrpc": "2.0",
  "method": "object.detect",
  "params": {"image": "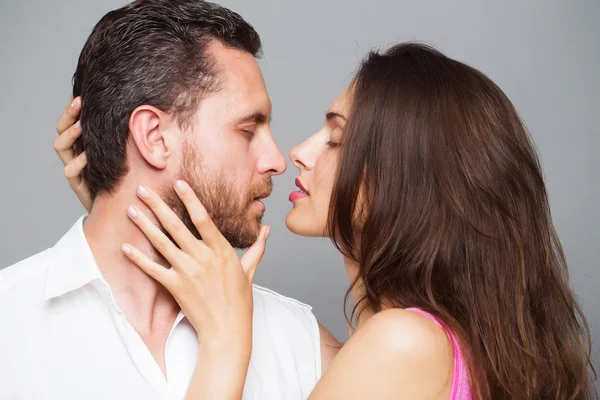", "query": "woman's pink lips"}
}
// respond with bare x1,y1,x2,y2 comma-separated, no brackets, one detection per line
290,178,309,202
289,191,309,201
295,178,309,194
